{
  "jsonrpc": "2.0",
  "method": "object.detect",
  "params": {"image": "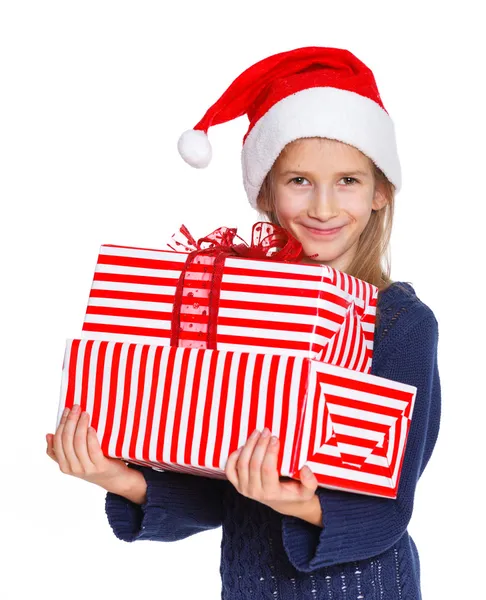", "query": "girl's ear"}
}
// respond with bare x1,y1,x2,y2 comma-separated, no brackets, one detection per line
371,182,388,211
258,192,272,212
